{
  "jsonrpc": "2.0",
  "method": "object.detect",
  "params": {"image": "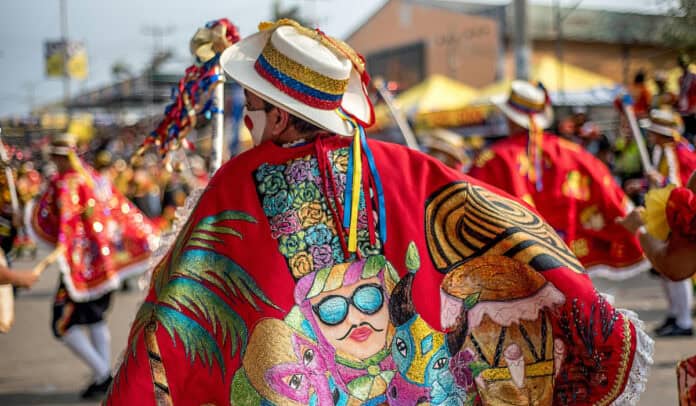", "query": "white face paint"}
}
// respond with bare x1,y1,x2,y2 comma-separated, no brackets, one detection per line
243,107,267,146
